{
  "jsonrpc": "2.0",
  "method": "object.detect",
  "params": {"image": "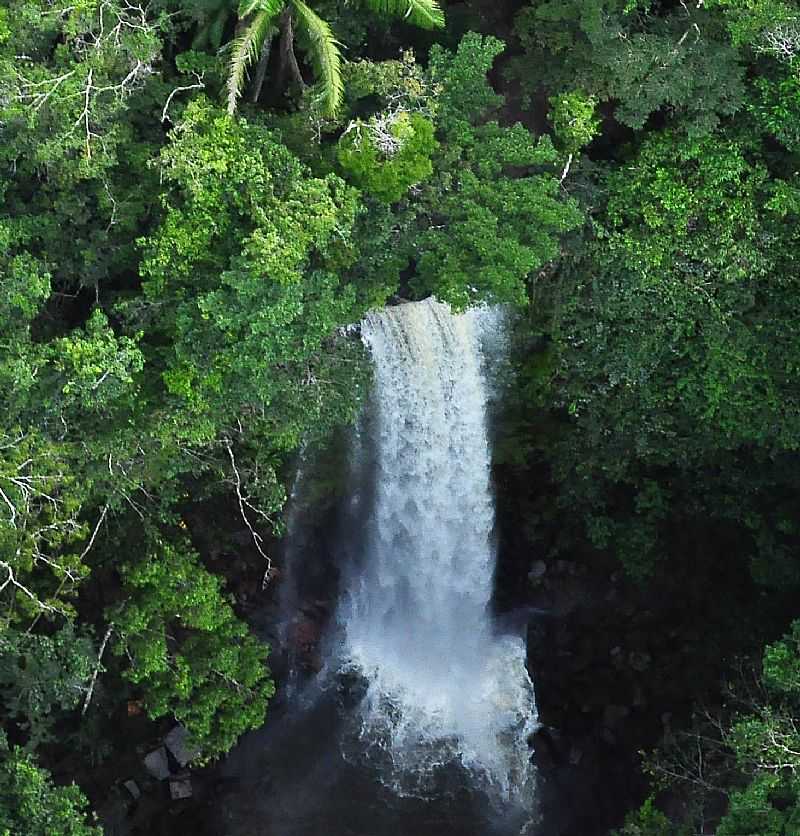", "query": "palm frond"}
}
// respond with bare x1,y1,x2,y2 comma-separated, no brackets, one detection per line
238,0,282,17
364,0,444,30
225,7,279,114
290,0,344,118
